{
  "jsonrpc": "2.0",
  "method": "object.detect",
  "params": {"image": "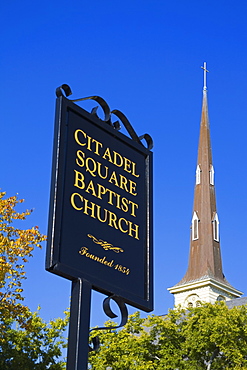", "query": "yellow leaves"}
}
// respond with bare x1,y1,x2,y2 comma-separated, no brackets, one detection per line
0,192,32,225
0,191,46,326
